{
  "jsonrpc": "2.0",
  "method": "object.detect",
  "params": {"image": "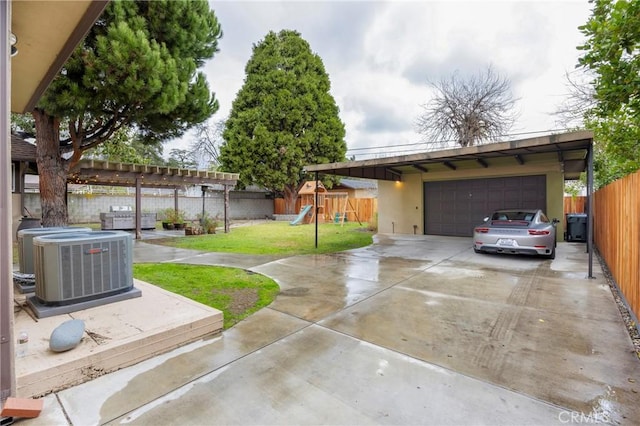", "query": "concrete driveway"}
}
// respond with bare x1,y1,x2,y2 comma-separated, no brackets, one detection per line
29,235,640,425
